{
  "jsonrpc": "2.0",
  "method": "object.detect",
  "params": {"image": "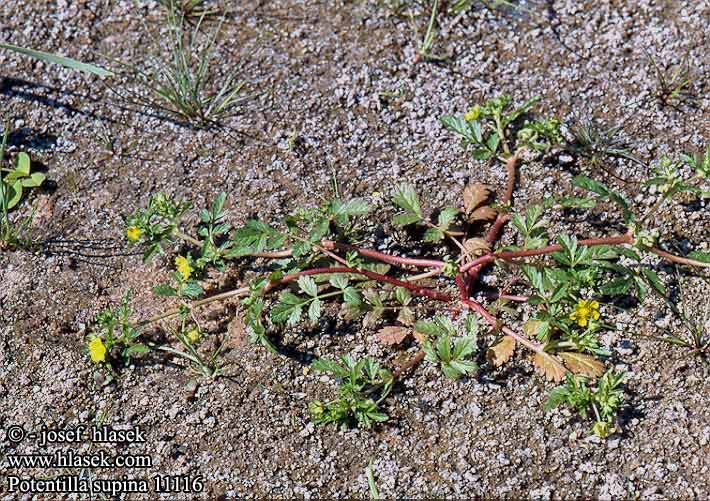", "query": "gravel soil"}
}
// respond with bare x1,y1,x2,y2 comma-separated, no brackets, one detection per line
0,0,708,499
